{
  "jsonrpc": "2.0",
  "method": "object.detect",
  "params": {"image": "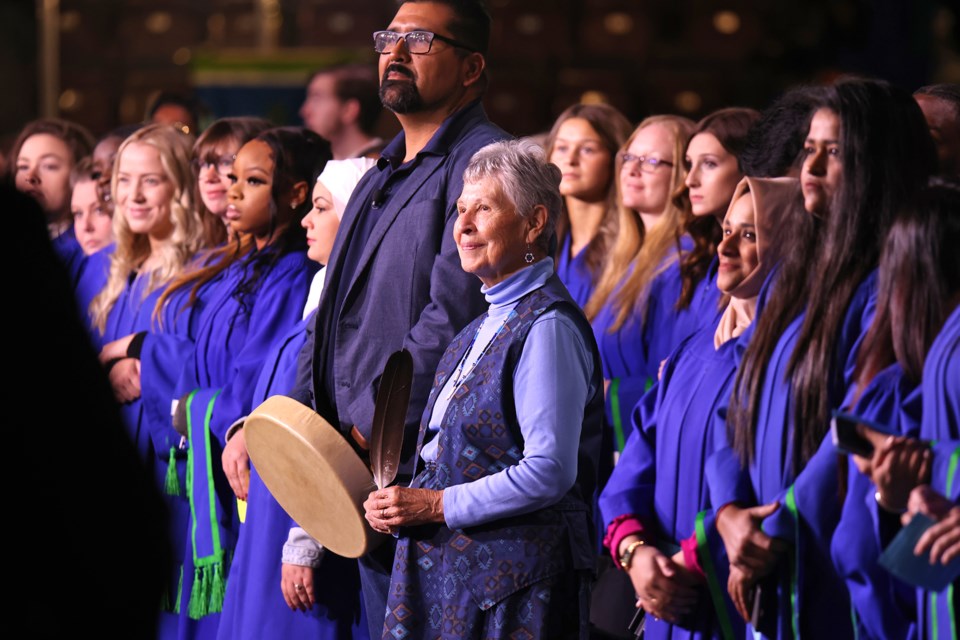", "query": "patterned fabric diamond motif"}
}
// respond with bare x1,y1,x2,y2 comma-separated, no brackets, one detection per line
450,533,473,552
392,603,413,621
484,444,504,459
463,462,485,479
